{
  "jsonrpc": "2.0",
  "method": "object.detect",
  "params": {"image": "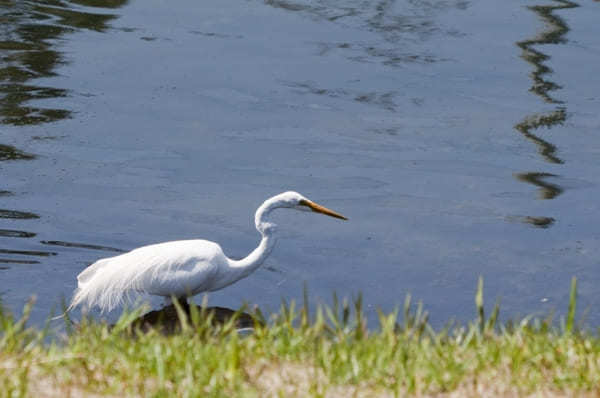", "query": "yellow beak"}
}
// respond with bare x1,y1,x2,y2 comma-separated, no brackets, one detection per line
300,199,348,220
